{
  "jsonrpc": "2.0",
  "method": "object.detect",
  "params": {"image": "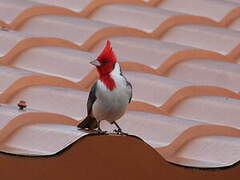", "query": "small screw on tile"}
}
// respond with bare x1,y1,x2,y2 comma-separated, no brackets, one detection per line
0,26,9,31
18,100,27,110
